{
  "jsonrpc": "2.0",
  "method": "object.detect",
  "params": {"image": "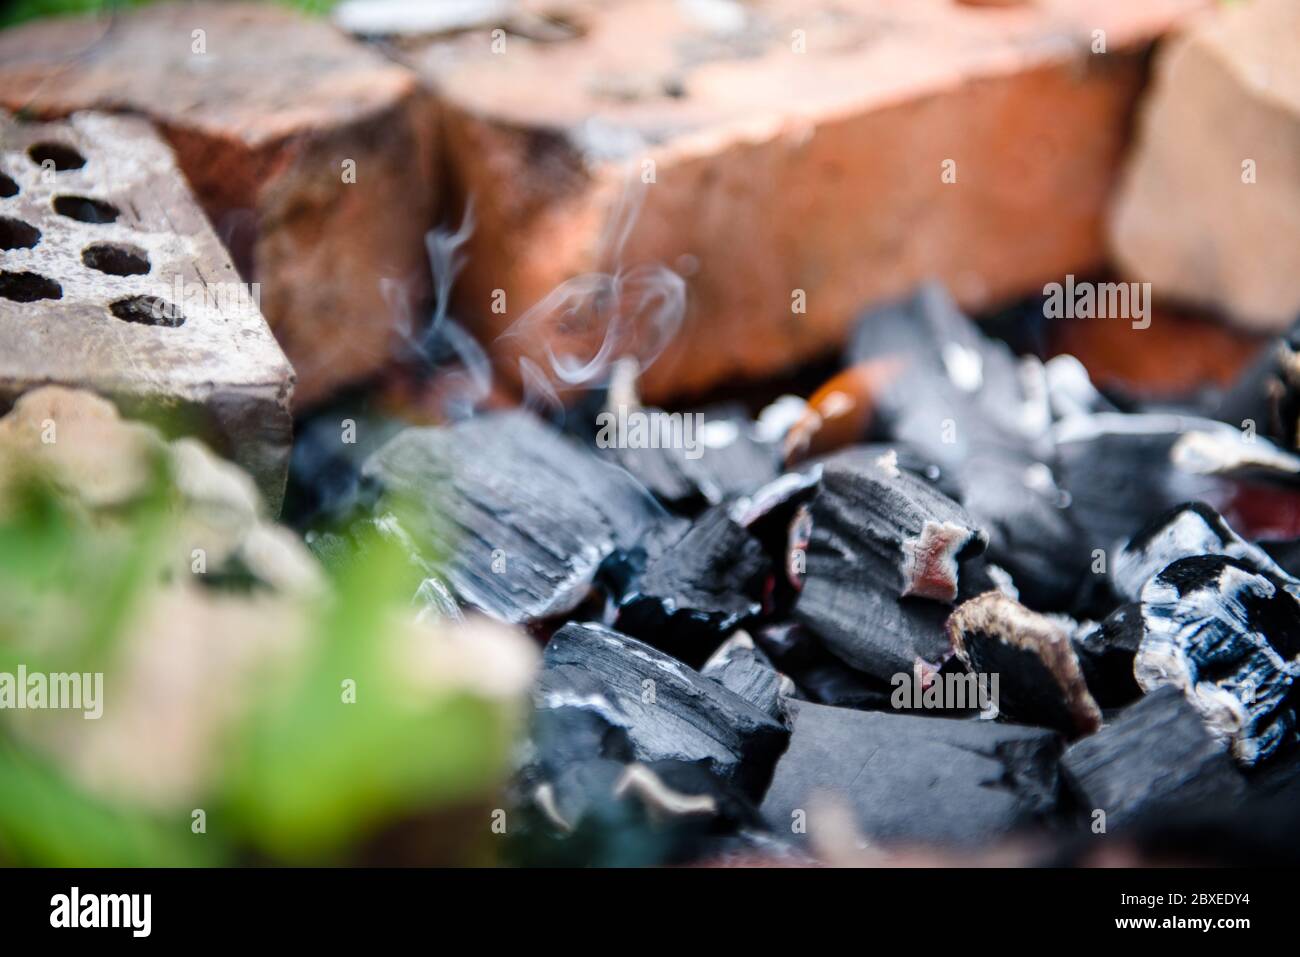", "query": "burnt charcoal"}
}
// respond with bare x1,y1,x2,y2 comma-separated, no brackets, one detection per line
728,467,821,533
1136,556,1300,766
1055,414,1300,563
1213,314,1300,451
793,450,987,679
760,700,1062,847
361,410,663,624
701,632,793,722
1072,603,1143,707
1061,687,1247,830
1262,538,1300,579
536,622,789,795
754,623,893,710
847,285,1087,609
513,758,770,867
947,591,1101,735
615,505,771,660
1112,501,1289,601
600,405,780,510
